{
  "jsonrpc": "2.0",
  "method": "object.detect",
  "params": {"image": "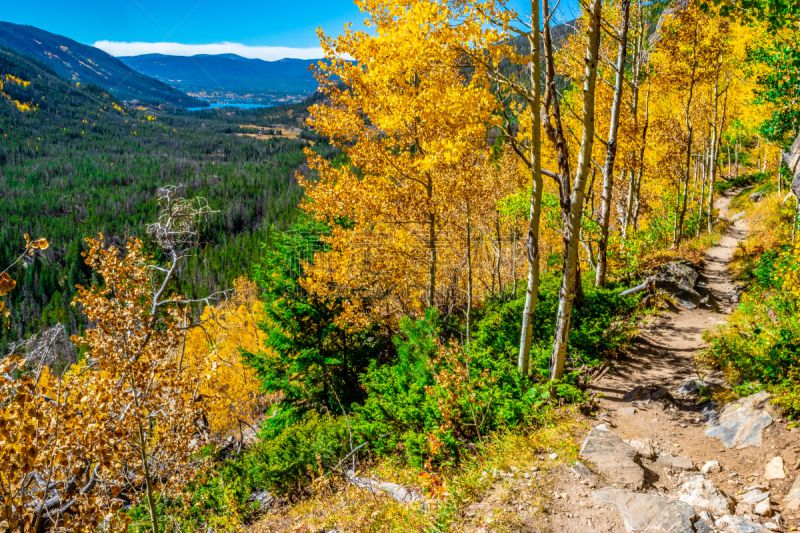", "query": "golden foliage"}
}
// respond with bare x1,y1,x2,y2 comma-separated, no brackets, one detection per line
182,276,269,436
